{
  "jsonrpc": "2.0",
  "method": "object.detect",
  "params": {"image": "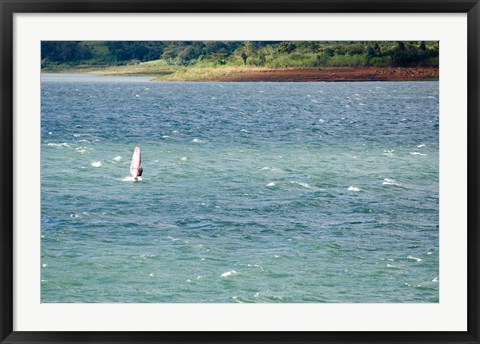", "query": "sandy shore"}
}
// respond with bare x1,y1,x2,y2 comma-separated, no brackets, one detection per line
204,67,438,82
